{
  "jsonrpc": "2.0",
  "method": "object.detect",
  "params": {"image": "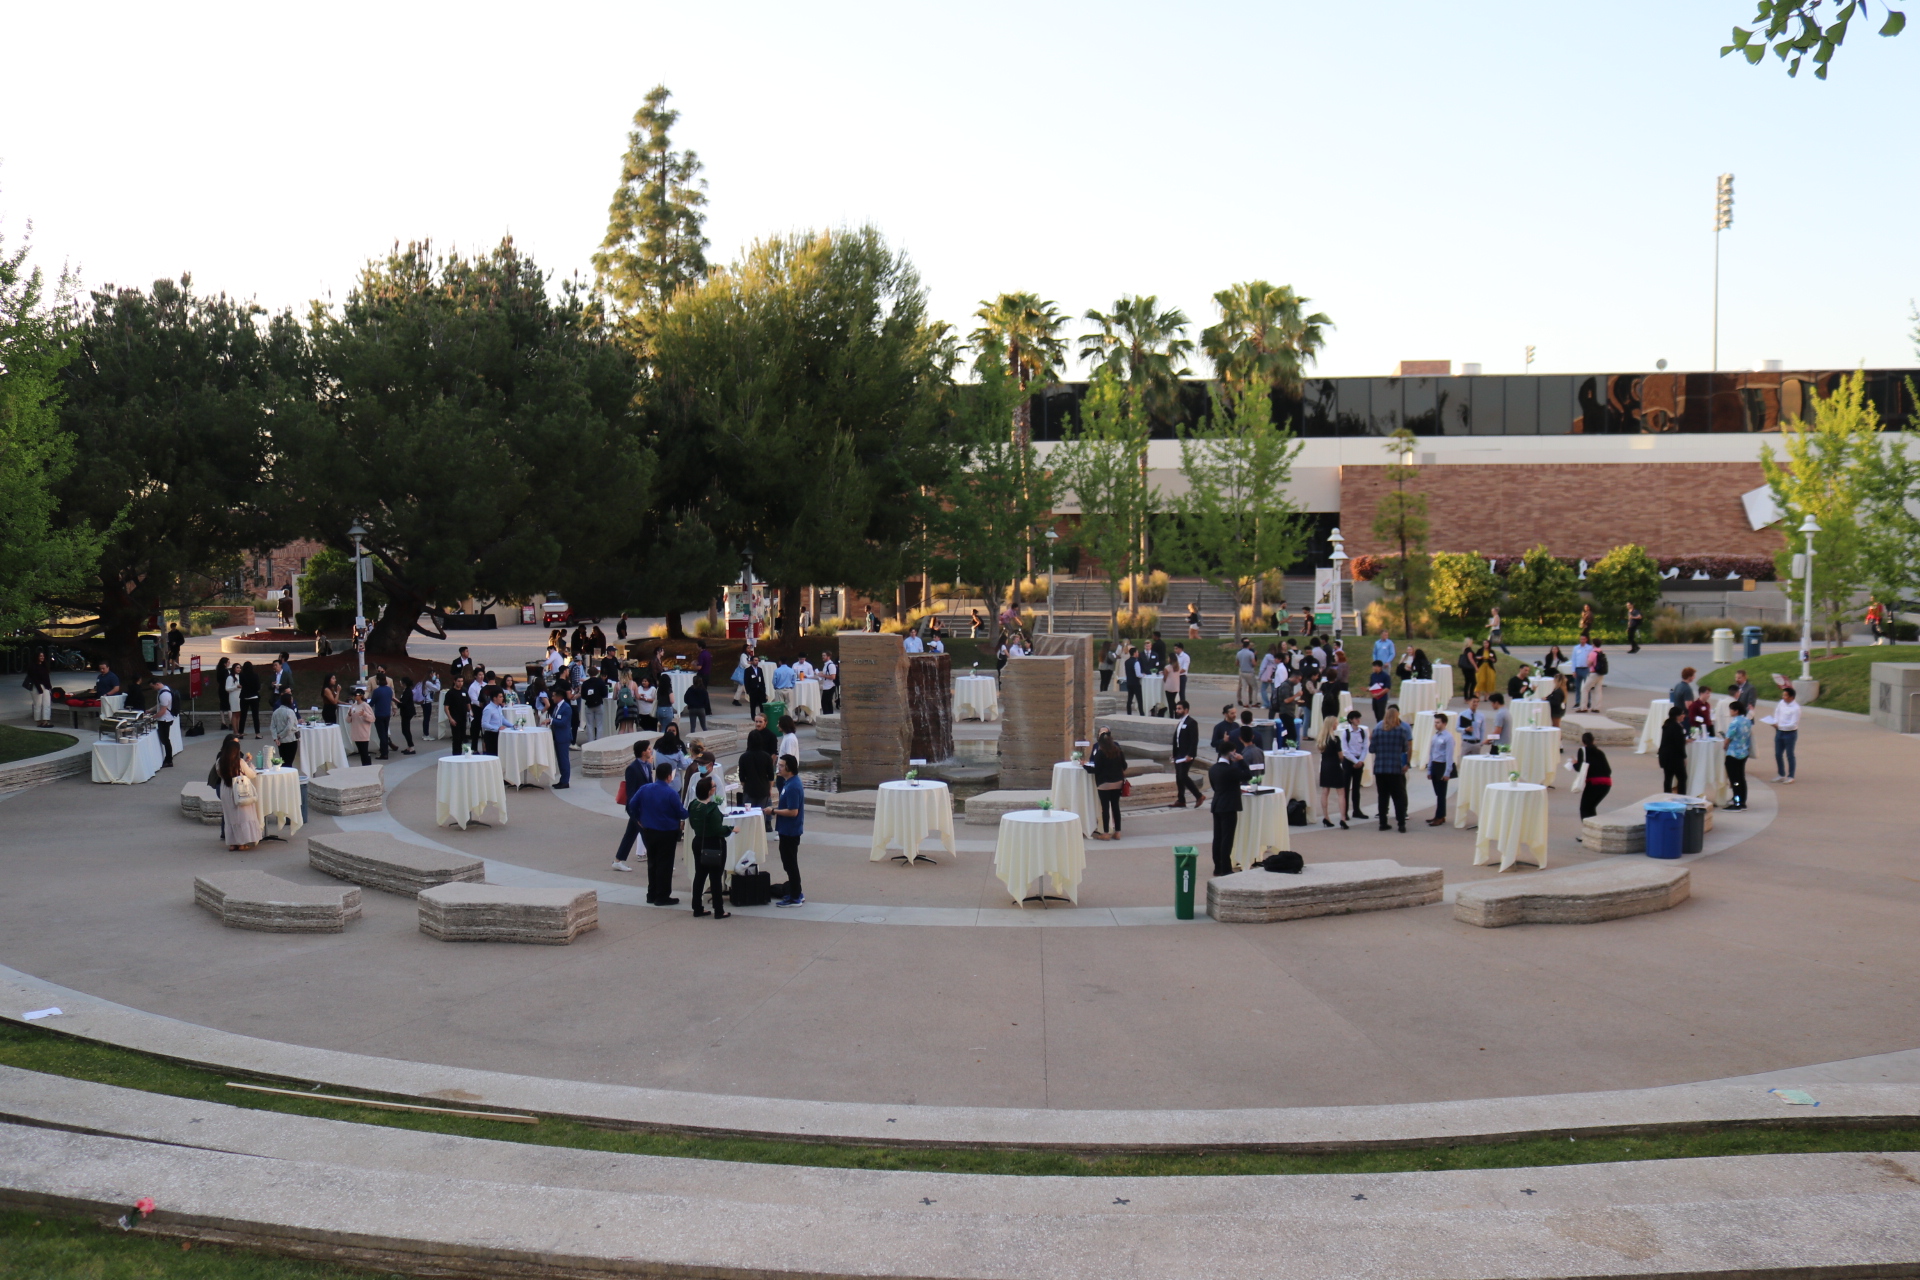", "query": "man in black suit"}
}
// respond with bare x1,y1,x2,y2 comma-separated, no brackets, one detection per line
1209,705,1239,759
1207,745,1253,877
1170,700,1205,808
